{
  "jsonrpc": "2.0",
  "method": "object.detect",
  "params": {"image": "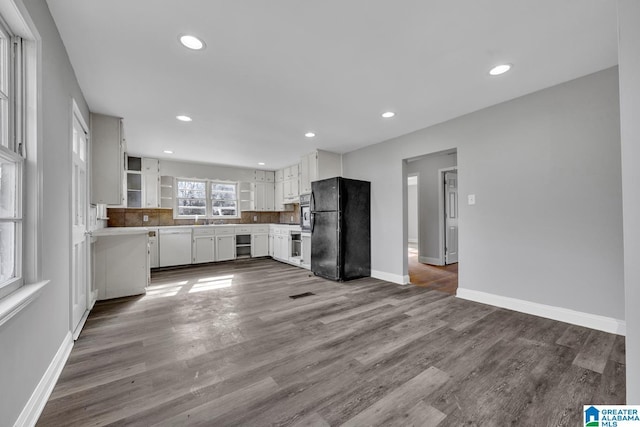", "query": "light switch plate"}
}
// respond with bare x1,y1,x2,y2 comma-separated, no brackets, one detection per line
468,194,476,205
253,215,257,222
143,214,149,222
